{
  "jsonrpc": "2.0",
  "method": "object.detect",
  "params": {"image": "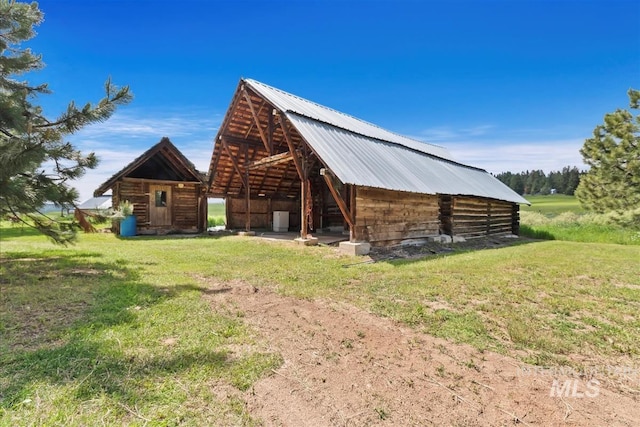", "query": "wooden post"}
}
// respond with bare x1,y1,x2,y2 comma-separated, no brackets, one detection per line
245,170,251,232
349,185,356,242
300,177,307,238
